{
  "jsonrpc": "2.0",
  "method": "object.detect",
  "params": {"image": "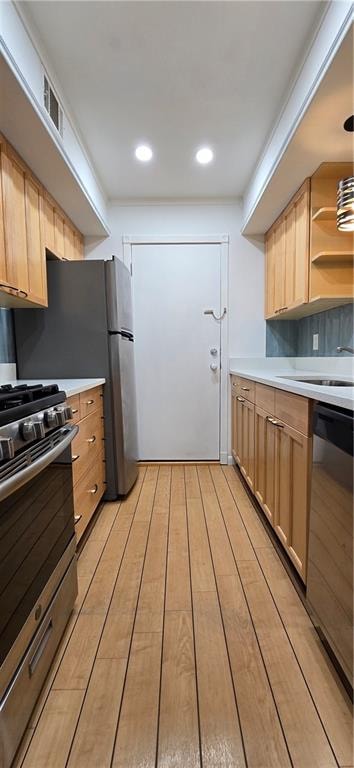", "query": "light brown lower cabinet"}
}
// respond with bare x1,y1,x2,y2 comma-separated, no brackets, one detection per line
67,386,106,543
254,406,276,525
231,376,311,583
273,420,311,581
231,387,255,491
